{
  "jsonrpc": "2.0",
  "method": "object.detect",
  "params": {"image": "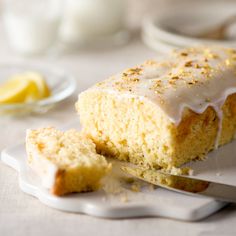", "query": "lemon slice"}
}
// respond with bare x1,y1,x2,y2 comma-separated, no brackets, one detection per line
0,72,51,104
0,77,31,104
24,72,51,99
